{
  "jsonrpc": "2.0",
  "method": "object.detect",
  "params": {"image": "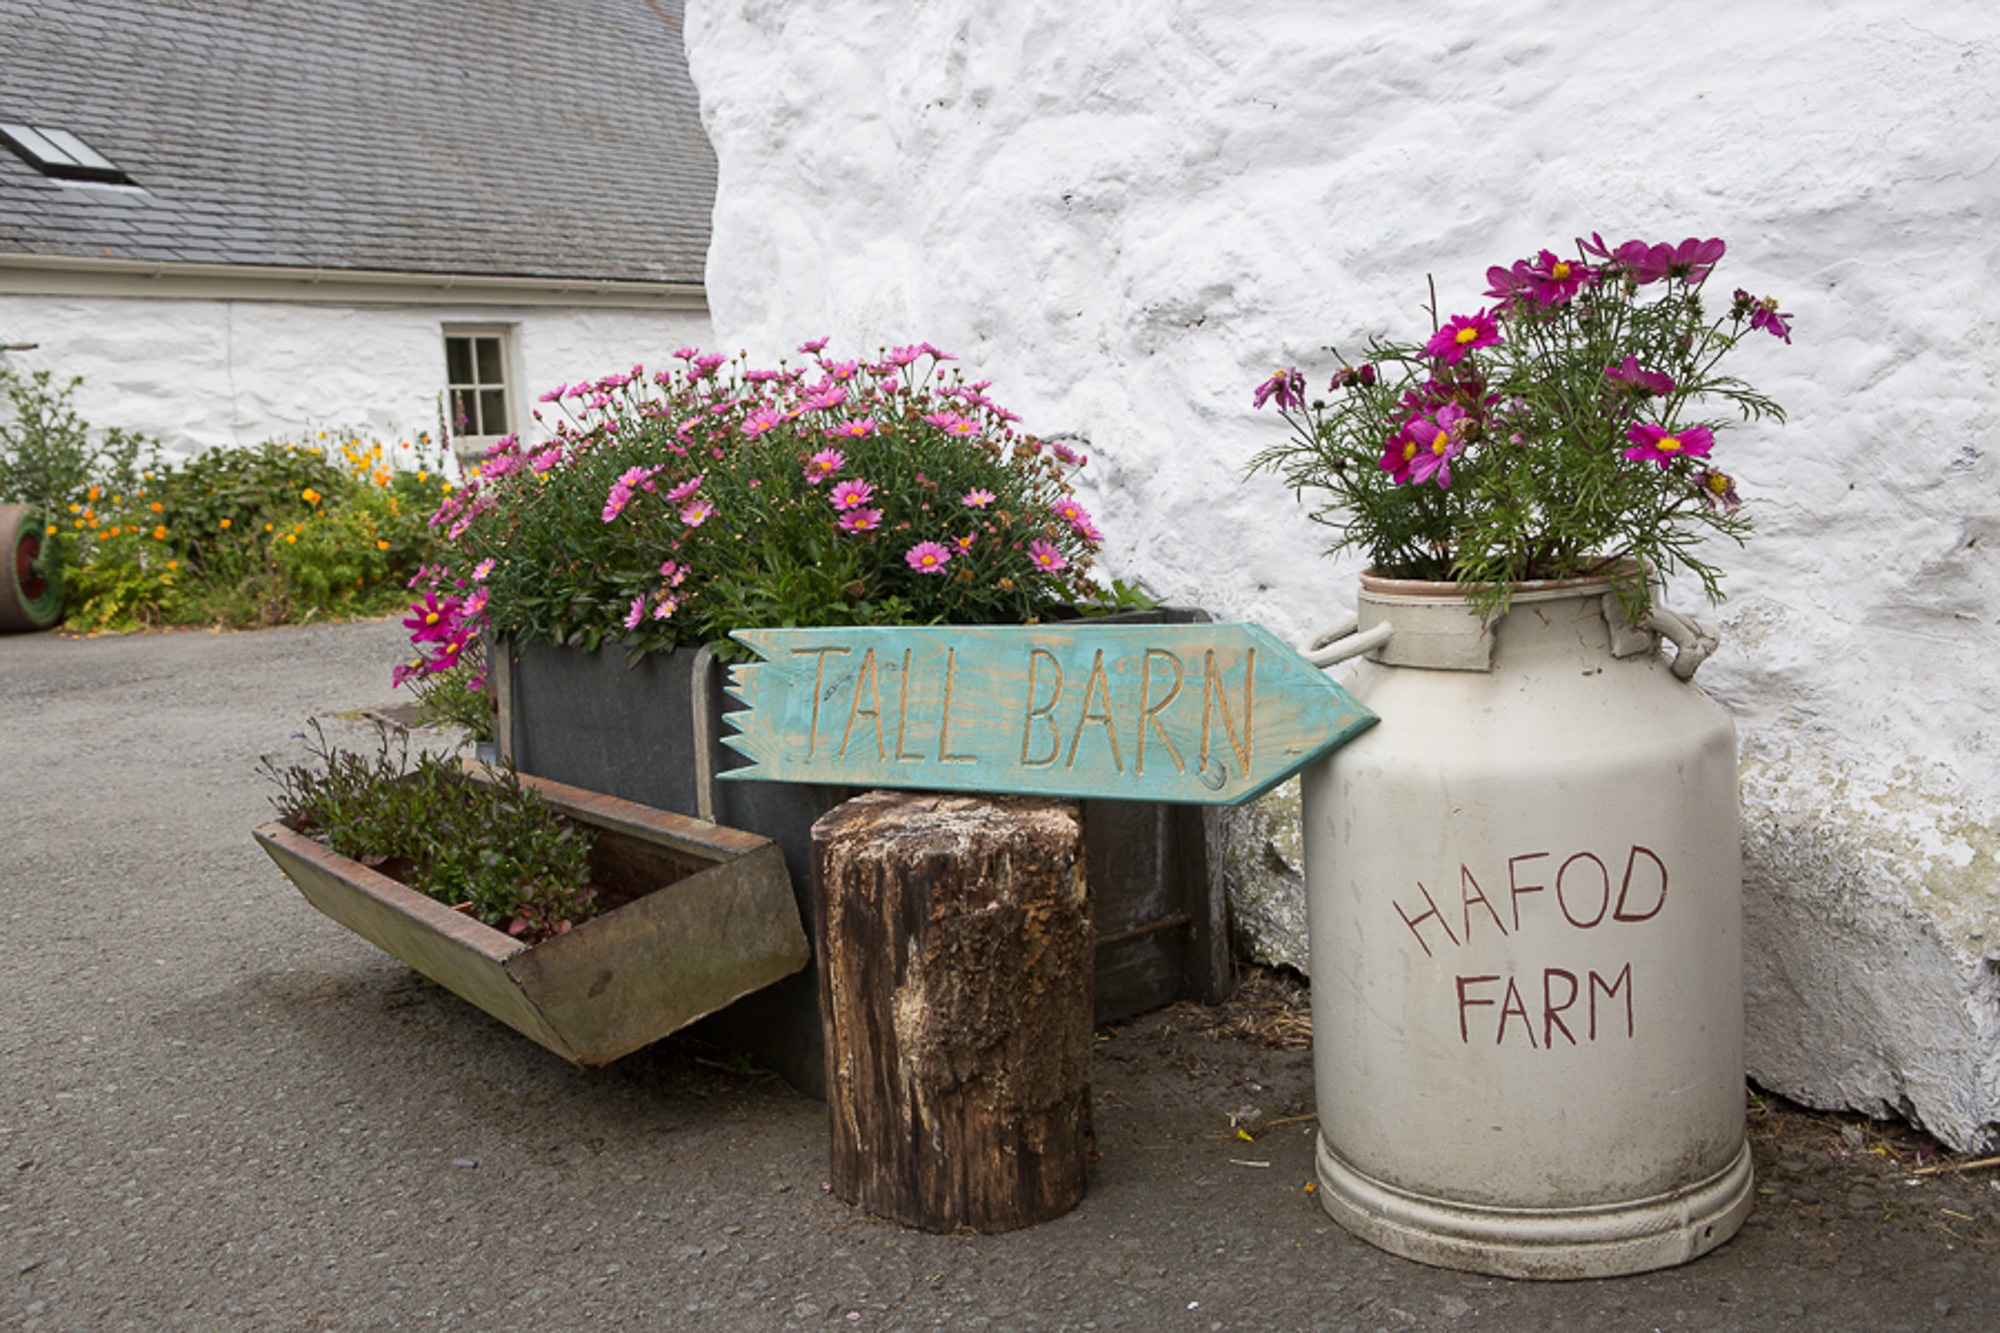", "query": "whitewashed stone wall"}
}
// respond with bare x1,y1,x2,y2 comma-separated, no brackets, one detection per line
0,295,712,465
686,0,2000,1148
